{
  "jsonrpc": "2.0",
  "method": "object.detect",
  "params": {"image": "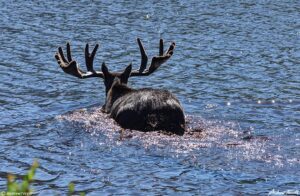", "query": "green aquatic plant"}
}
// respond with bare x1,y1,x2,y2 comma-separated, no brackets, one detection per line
5,160,39,195
68,182,85,196
3,161,85,195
